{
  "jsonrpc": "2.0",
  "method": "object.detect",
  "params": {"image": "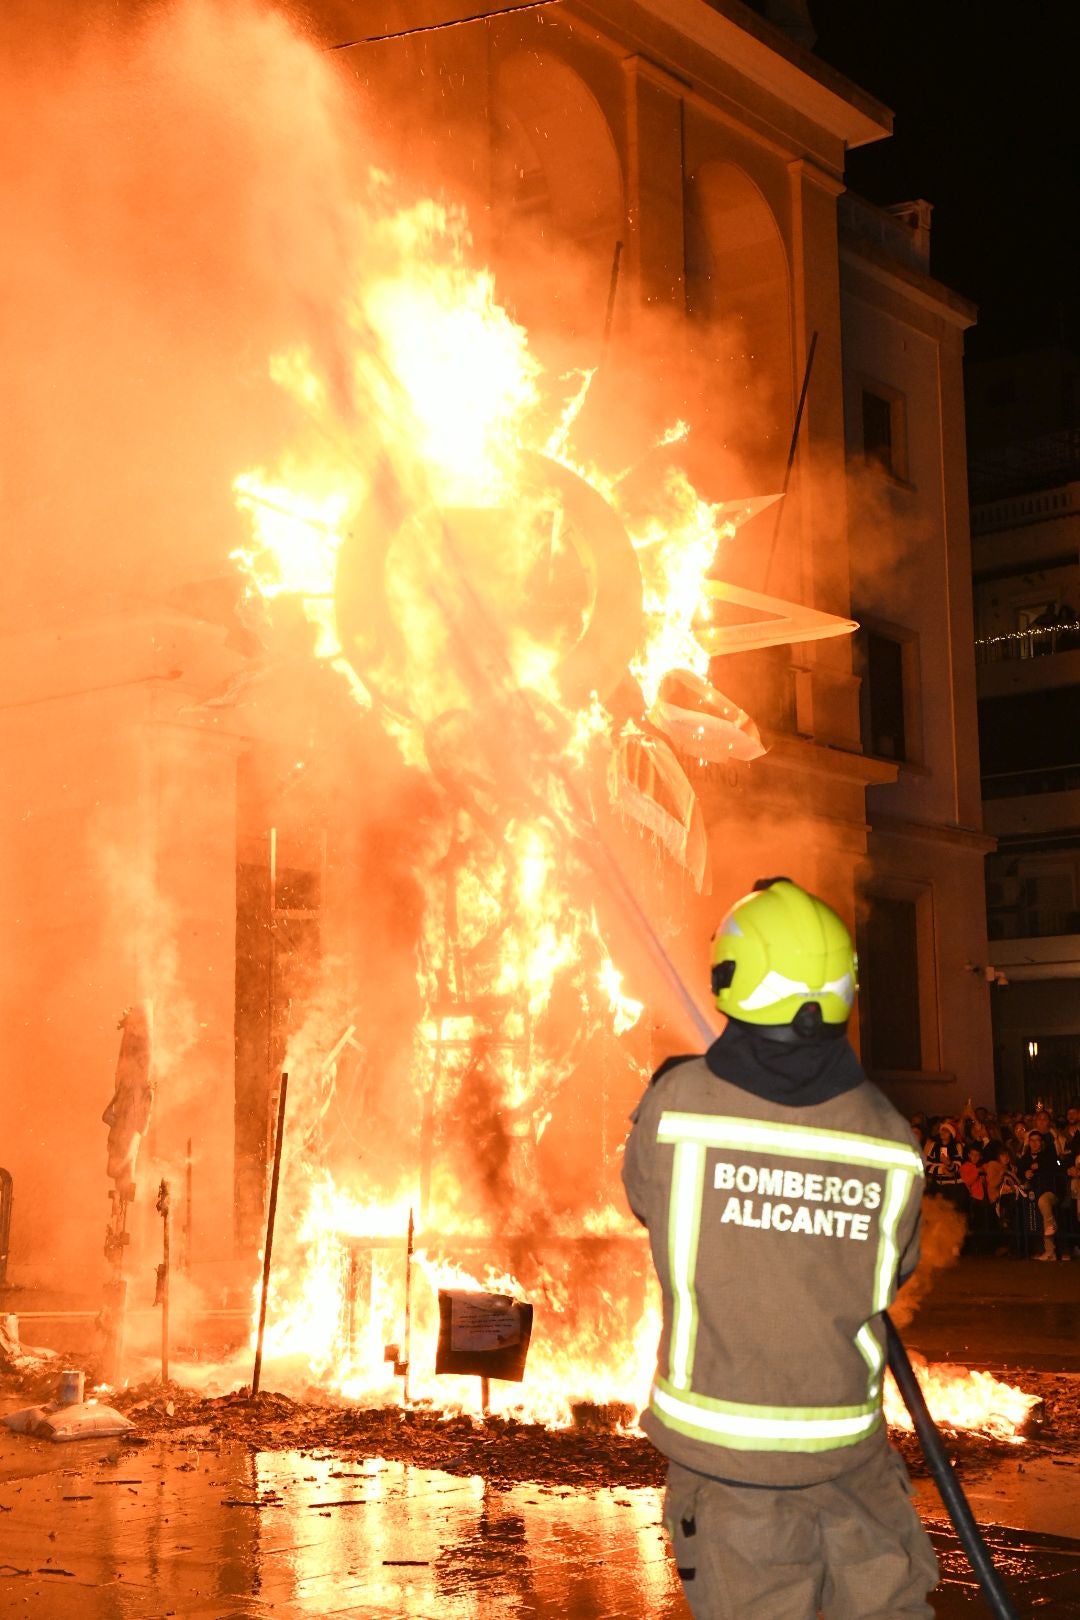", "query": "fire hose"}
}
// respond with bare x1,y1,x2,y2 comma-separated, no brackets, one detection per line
883,1312,1020,1619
